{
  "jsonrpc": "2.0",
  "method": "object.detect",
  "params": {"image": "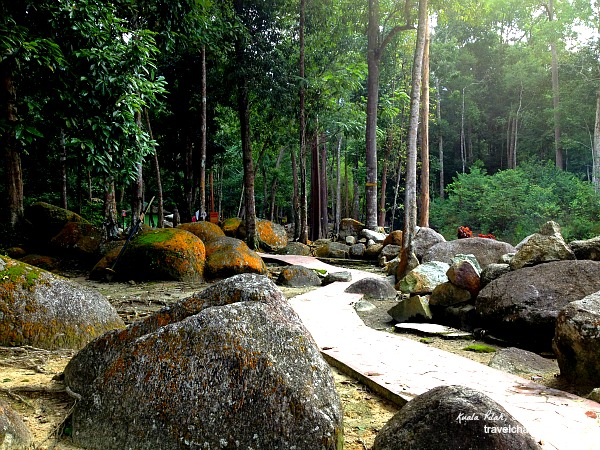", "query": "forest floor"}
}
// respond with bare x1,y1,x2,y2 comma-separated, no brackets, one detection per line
0,262,582,450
